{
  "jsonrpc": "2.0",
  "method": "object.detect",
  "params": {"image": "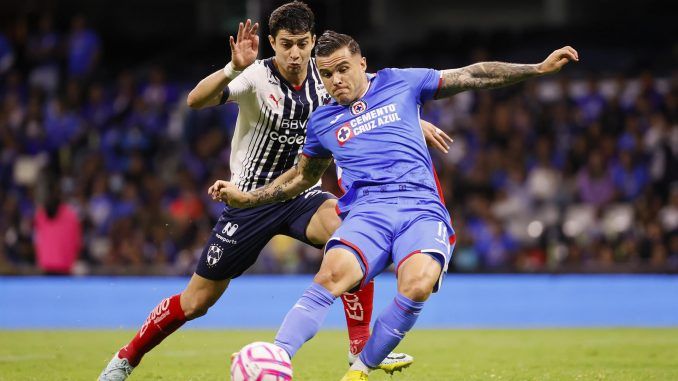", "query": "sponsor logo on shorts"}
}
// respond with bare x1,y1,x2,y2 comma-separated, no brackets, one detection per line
206,244,224,267
215,233,237,245
221,221,239,236
303,188,323,199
